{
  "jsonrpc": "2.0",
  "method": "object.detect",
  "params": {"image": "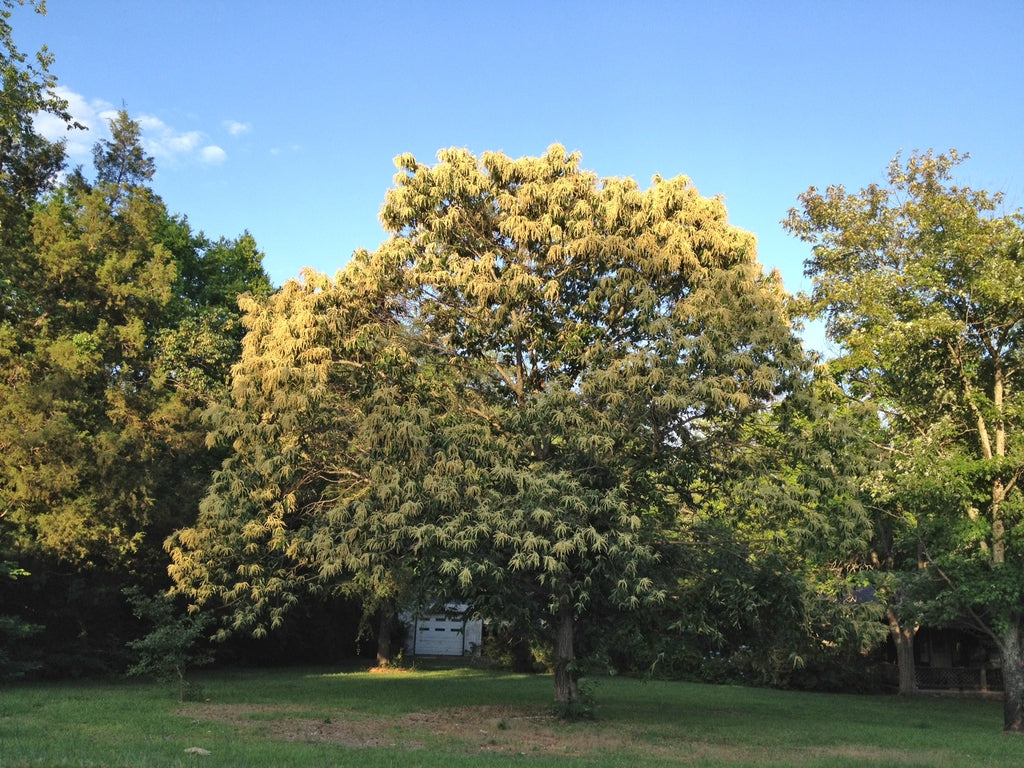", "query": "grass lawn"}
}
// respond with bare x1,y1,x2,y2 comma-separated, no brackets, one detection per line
2,664,1022,767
